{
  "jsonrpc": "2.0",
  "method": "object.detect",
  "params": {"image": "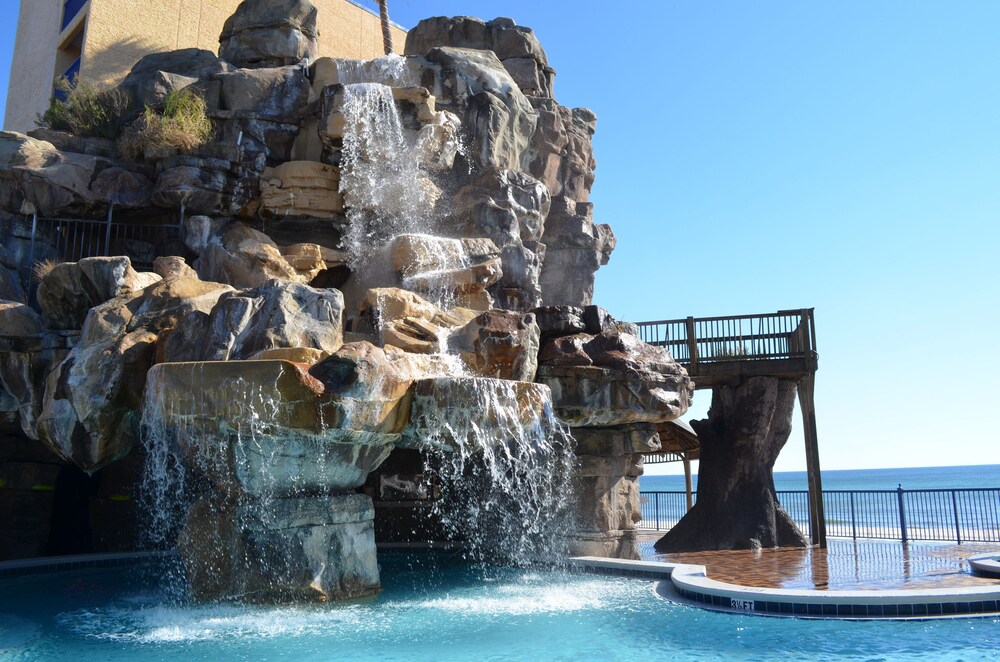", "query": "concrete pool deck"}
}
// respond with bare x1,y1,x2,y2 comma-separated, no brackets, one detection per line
635,532,1000,590
565,533,1000,619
